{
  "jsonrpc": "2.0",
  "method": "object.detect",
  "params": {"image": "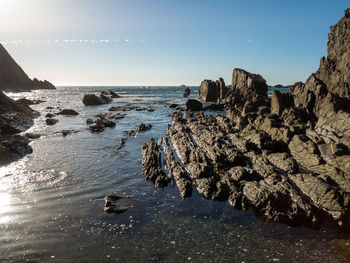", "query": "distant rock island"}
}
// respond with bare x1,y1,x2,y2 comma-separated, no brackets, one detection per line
142,8,350,230
270,84,294,89
0,44,55,92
